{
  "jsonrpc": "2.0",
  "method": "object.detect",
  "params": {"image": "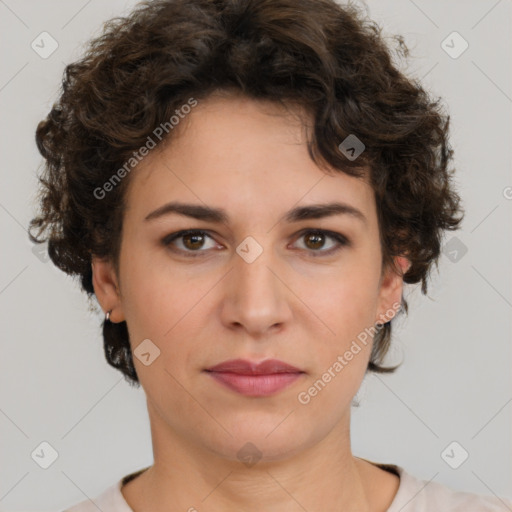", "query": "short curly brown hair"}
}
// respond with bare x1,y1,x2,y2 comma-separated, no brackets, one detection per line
29,0,464,387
